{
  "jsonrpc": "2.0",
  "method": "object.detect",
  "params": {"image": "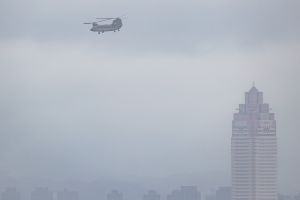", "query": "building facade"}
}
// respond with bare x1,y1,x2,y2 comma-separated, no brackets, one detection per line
231,87,277,200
